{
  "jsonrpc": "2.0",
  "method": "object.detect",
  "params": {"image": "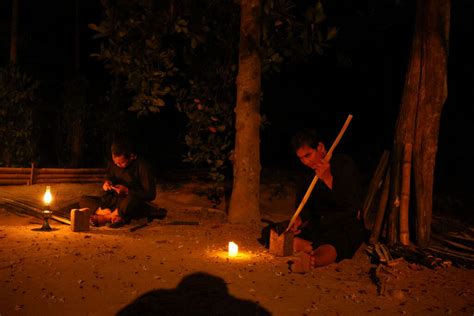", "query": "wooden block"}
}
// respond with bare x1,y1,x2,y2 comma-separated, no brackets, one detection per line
269,229,294,257
70,208,90,232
